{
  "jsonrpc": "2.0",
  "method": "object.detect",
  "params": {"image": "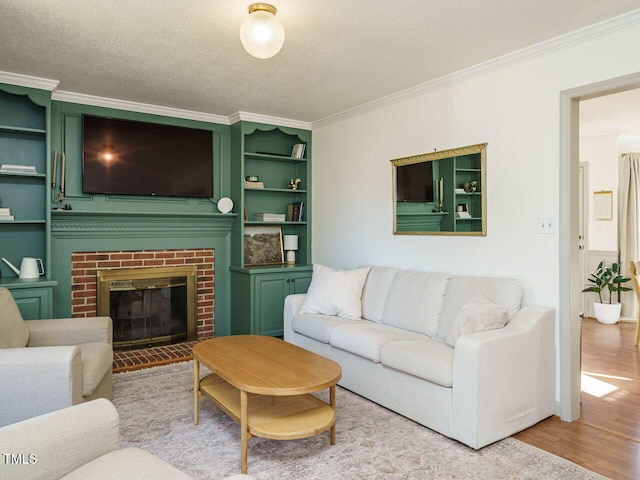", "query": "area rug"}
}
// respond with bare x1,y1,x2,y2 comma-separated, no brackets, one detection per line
113,362,605,480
